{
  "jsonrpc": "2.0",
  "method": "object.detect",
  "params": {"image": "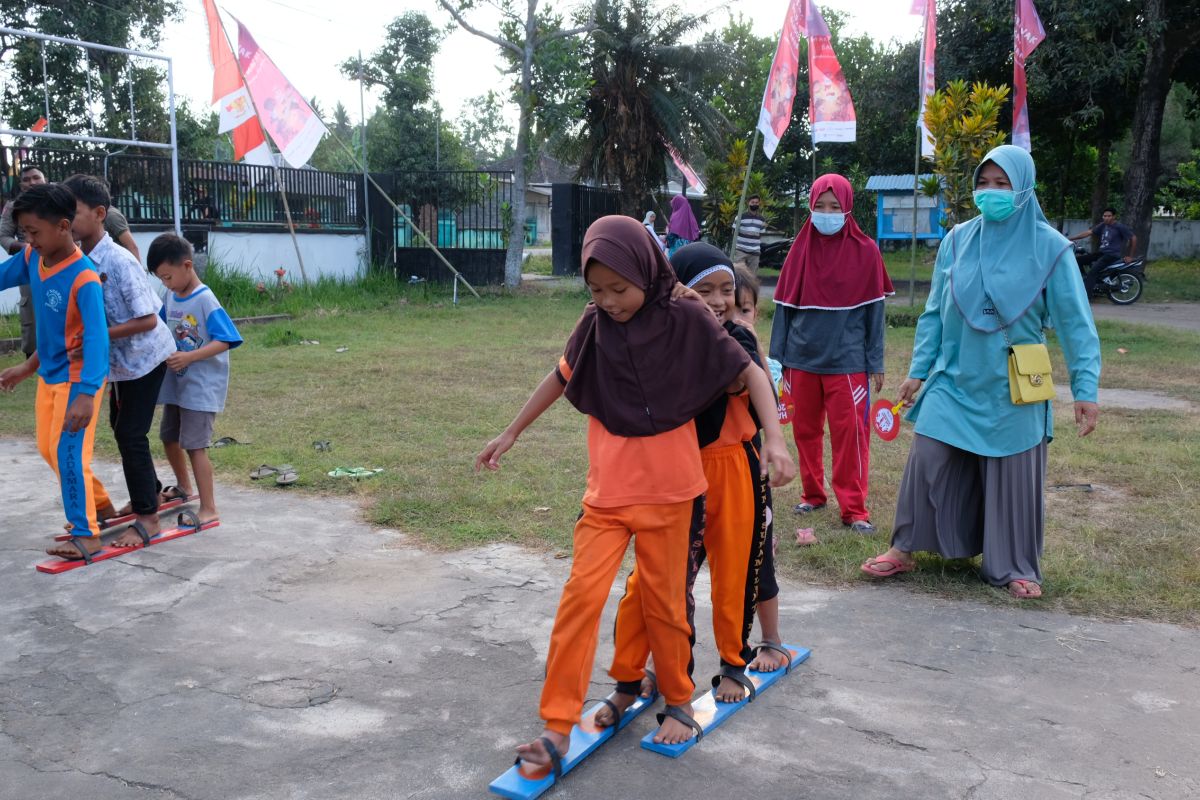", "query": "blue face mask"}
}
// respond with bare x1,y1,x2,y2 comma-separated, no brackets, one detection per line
811,211,846,235
973,189,1017,222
